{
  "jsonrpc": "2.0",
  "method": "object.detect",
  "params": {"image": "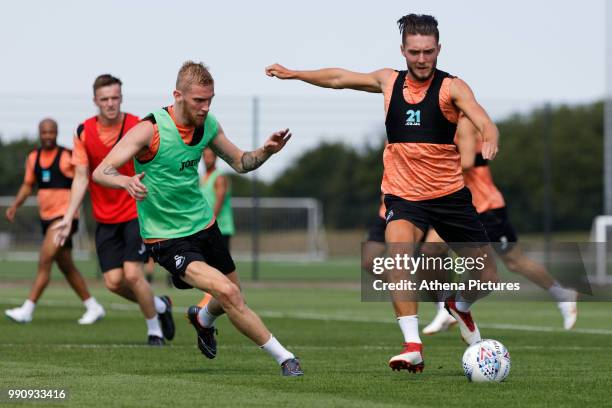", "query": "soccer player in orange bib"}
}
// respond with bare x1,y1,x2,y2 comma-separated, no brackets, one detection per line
4,119,105,324
423,116,578,333
53,75,174,346
267,14,500,373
